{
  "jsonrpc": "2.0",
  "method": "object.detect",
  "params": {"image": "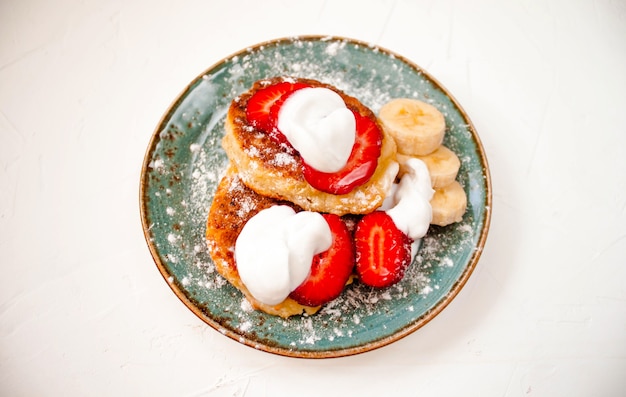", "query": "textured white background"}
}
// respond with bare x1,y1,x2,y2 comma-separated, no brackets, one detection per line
2,0,625,395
